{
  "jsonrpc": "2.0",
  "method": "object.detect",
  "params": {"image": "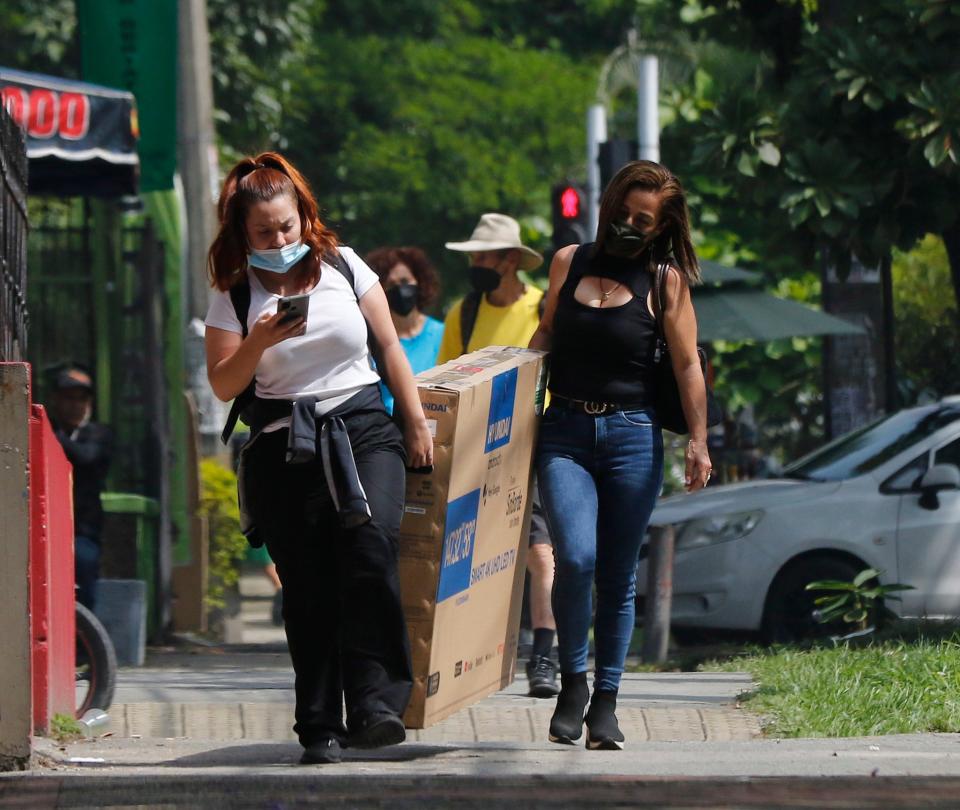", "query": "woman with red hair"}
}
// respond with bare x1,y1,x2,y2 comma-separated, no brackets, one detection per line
204,152,432,765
